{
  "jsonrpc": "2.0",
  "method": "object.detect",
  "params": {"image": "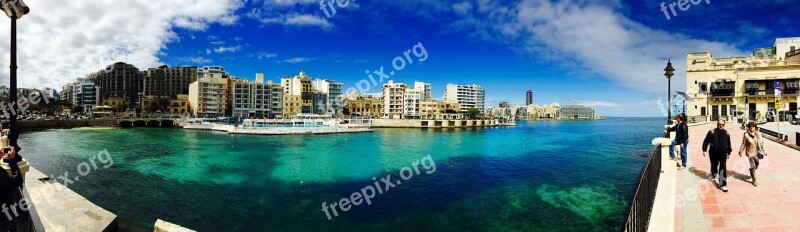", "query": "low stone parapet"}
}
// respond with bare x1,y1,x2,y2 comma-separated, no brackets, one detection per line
154,219,195,232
